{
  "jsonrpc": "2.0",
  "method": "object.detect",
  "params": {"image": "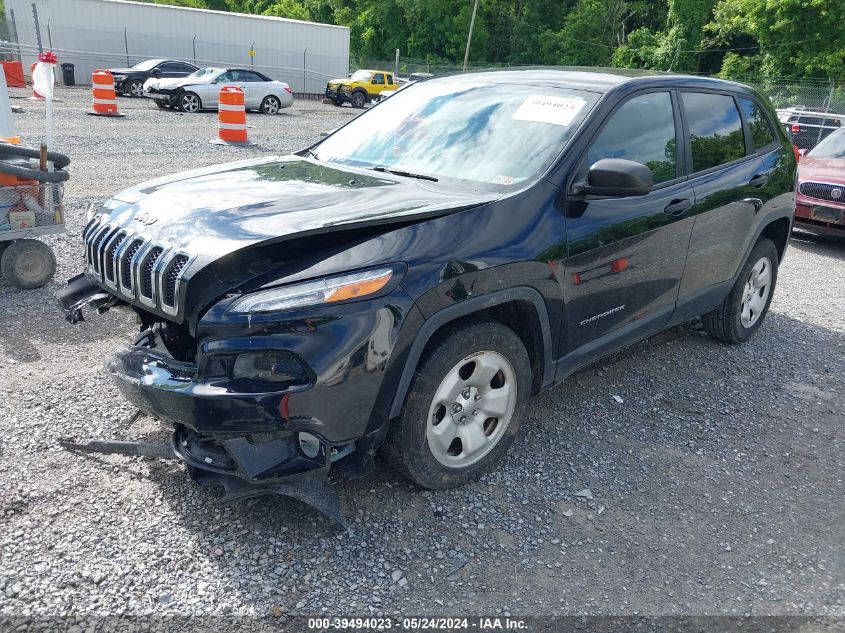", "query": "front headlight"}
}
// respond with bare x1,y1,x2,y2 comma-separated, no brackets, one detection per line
228,267,395,314
112,74,125,82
